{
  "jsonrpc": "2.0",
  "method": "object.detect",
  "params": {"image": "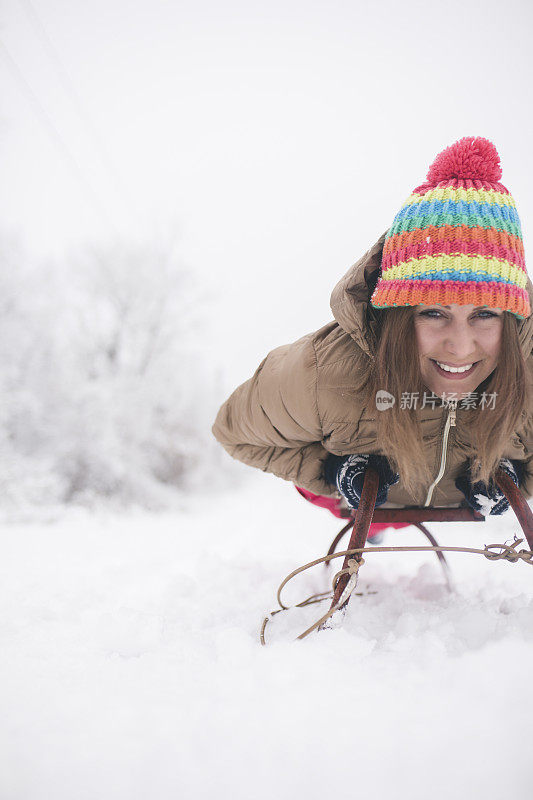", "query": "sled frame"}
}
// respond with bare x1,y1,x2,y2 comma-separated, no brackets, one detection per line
322,467,533,623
